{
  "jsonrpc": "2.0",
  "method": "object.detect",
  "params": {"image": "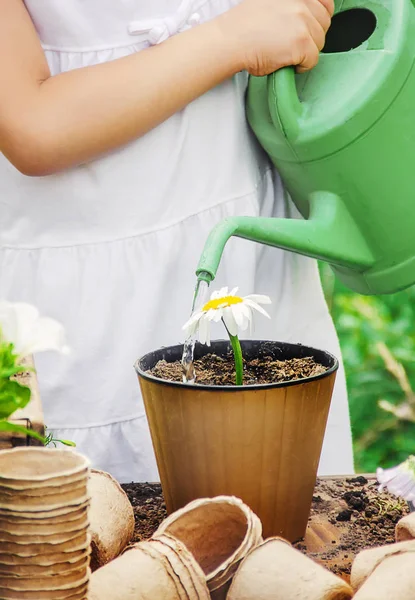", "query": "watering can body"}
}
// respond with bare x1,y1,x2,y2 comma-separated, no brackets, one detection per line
197,0,415,295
